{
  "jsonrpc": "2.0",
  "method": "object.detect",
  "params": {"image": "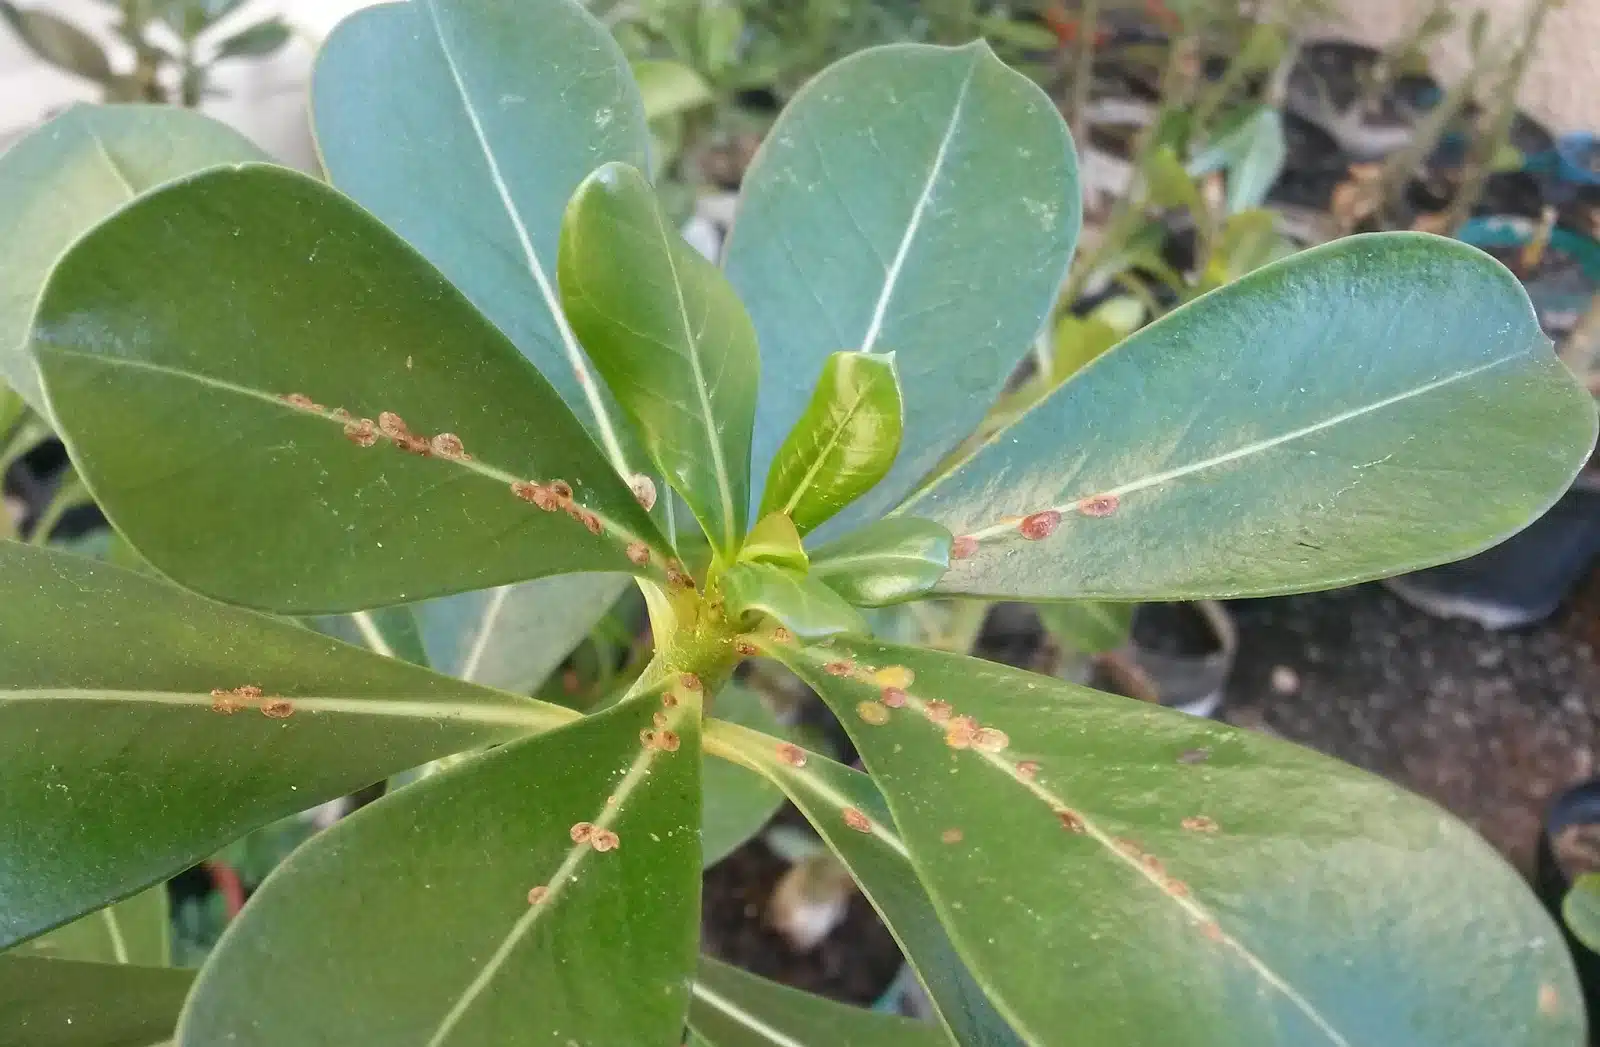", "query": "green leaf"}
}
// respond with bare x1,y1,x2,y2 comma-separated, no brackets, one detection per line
210,18,289,60
178,687,702,1046
1146,145,1203,212
0,104,264,415
312,607,431,668
691,955,945,1047
1047,311,1125,382
721,562,868,640
313,0,650,473
762,634,1581,1047
1035,601,1133,655
1563,873,1600,953
739,512,809,573
1189,107,1287,215
0,3,112,83
907,234,1599,601
416,574,631,690
760,351,903,535
704,720,1024,1047
810,517,952,607
634,58,715,121
31,164,669,614
560,162,760,555
0,543,573,948
0,956,193,1047
725,42,1080,536
702,683,786,867
11,888,169,966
